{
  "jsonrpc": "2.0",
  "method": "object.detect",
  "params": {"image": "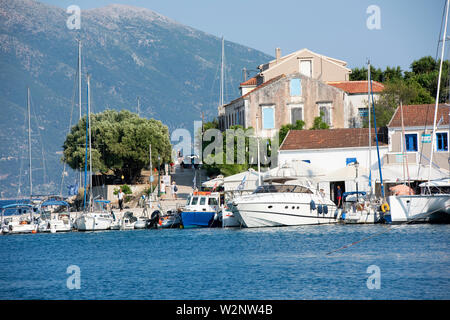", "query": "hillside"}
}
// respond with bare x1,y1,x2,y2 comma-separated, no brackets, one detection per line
0,0,272,197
